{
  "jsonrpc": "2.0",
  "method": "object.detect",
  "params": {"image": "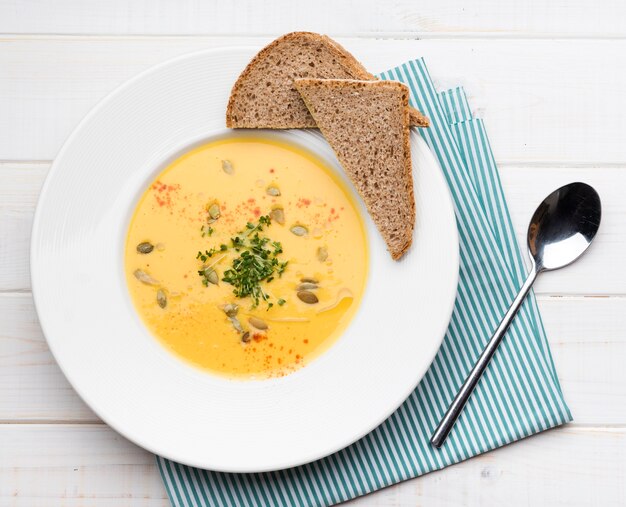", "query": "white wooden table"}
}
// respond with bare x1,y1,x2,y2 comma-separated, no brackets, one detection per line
2,2,625,505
